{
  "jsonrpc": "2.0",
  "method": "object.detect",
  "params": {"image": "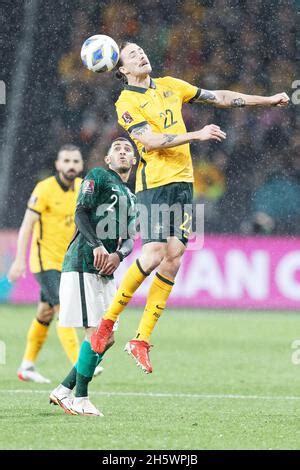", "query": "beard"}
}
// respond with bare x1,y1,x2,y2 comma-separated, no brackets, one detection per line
117,165,131,174
62,171,77,181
